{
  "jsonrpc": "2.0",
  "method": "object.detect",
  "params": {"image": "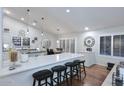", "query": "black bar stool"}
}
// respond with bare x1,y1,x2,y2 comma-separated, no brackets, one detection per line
73,60,86,79
51,65,68,86
79,60,86,78
32,69,53,86
65,62,79,85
